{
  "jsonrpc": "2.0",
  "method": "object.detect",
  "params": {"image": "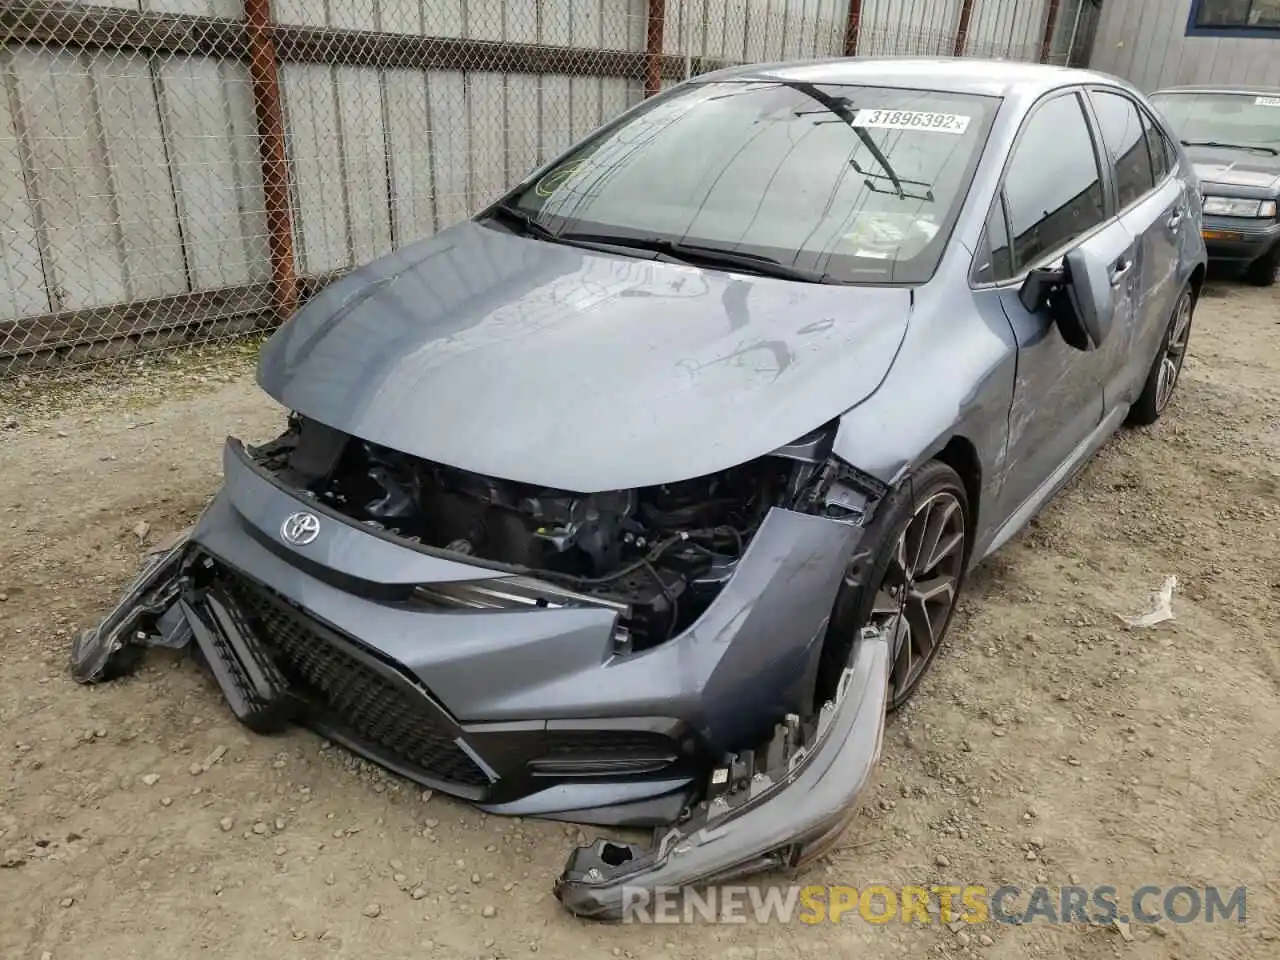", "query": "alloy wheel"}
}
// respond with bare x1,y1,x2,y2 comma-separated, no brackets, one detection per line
1155,293,1193,414
867,490,966,705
